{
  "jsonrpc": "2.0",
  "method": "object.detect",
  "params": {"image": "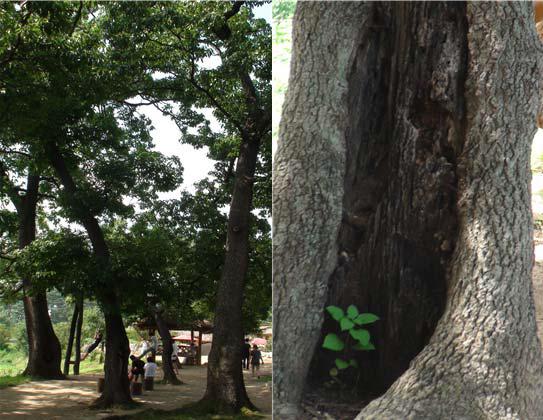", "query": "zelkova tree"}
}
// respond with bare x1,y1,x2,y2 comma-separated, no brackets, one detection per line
274,1,543,419
104,1,271,412
0,2,181,406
